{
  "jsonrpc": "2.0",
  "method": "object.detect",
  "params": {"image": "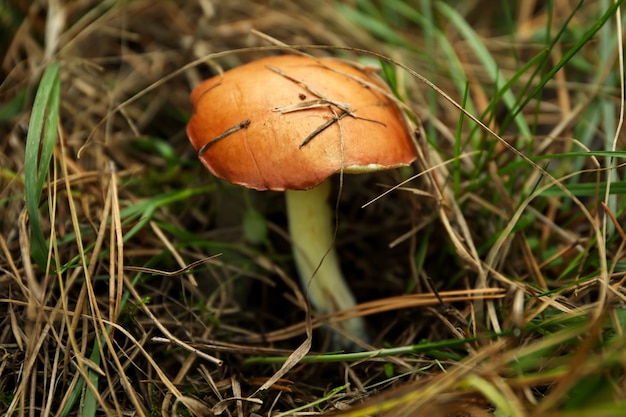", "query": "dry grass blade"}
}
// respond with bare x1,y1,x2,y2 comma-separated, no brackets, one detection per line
121,274,223,367
245,288,505,343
